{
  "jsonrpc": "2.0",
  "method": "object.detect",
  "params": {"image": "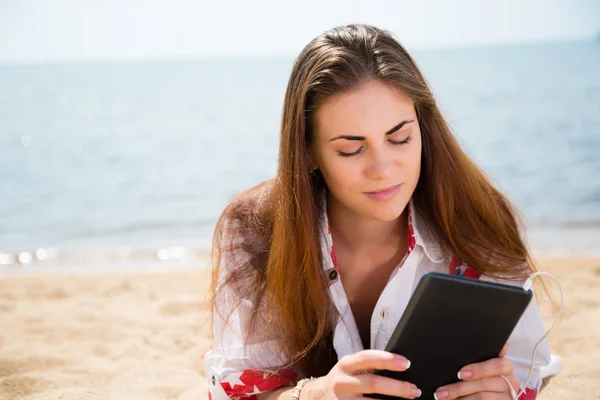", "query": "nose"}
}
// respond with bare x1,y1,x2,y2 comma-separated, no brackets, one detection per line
364,147,392,180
